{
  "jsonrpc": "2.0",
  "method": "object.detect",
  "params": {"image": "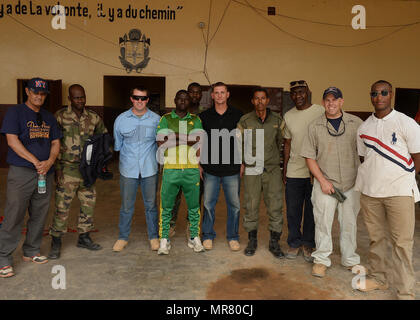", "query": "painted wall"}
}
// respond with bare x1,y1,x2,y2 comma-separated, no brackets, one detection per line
0,0,419,110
